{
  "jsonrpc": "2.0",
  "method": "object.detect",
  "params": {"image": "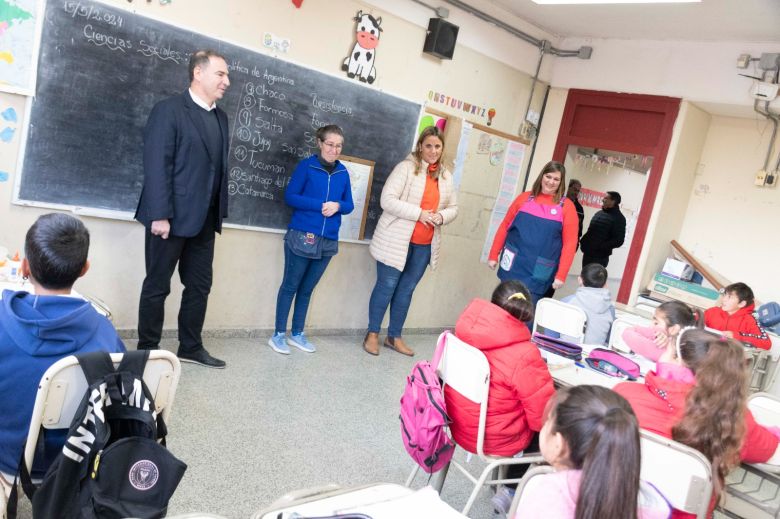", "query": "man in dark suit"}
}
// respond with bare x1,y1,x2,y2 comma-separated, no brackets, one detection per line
566,179,585,249
135,50,231,368
580,191,626,268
